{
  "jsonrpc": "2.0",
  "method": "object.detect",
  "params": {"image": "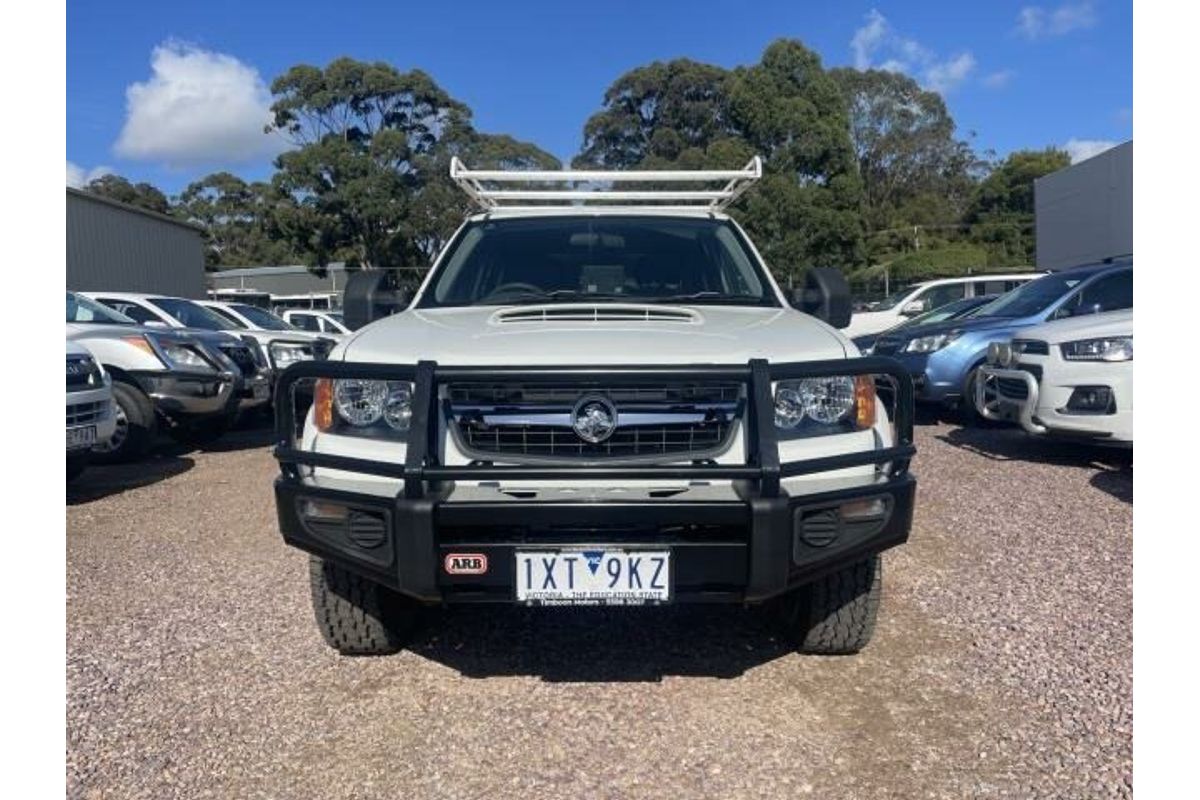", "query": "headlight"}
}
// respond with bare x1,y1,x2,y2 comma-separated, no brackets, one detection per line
160,342,216,372
774,376,874,433
269,341,313,369
1061,336,1132,361
326,379,414,434
903,331,962,353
